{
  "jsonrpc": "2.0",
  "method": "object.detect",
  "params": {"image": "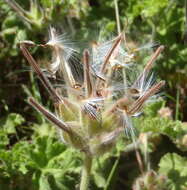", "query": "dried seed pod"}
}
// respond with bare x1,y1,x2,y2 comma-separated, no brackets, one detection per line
22,29,165,156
